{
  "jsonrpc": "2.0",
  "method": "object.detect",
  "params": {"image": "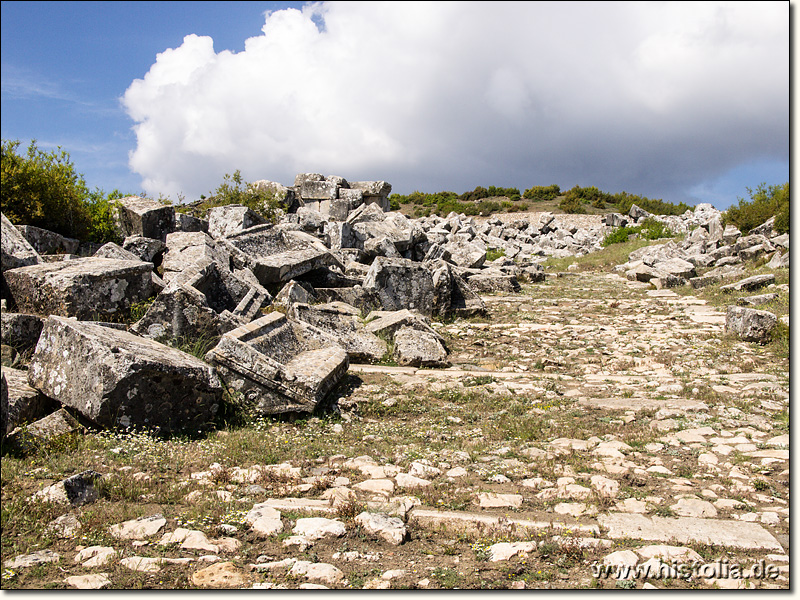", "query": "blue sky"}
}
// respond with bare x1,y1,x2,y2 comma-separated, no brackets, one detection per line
1,1,789,210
